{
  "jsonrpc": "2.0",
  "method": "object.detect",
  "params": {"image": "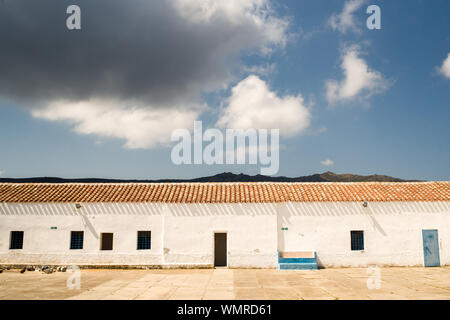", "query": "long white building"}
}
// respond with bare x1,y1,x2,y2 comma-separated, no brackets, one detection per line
0,182,449,268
